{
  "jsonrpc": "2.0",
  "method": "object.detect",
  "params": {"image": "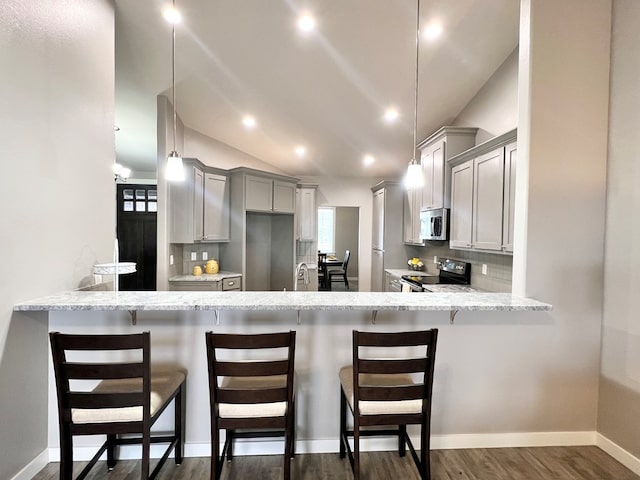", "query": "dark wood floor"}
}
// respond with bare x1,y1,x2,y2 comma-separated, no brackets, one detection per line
32,446,639,480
